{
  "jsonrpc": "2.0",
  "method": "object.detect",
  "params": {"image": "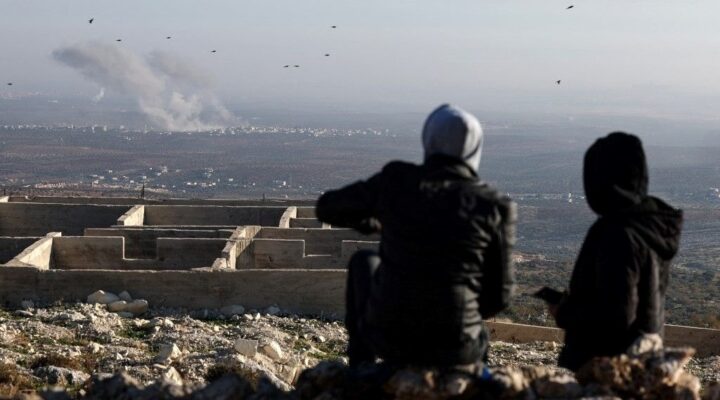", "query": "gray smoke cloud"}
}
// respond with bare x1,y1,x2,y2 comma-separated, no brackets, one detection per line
53,42,234,131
